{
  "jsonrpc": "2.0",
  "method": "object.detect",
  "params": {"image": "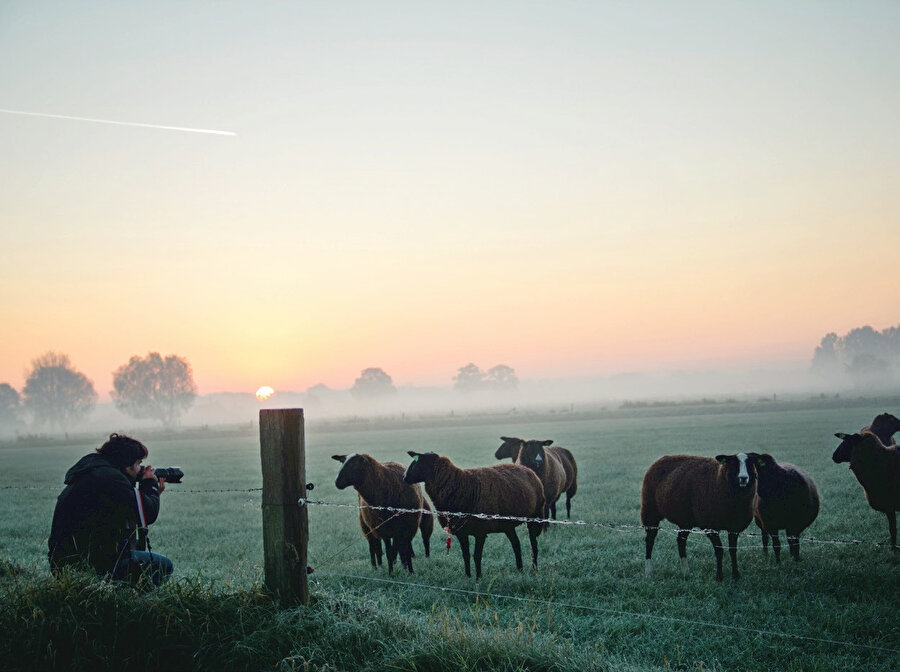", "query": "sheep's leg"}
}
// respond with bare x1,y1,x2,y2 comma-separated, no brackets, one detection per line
549,500,557,520
527,522,541,570
705,531,725,581
644,525,659,576
727,531,740,580
400,539,414,574
504,528,524,571
886,511,897,551
786,532,801,562
473,534,487,579
565,493,573,518
676,529,690,578
385,538,396,575
761,529,769,557
458,535,472,577
422,530,431,558
771,532,782,563
368,537,382,568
